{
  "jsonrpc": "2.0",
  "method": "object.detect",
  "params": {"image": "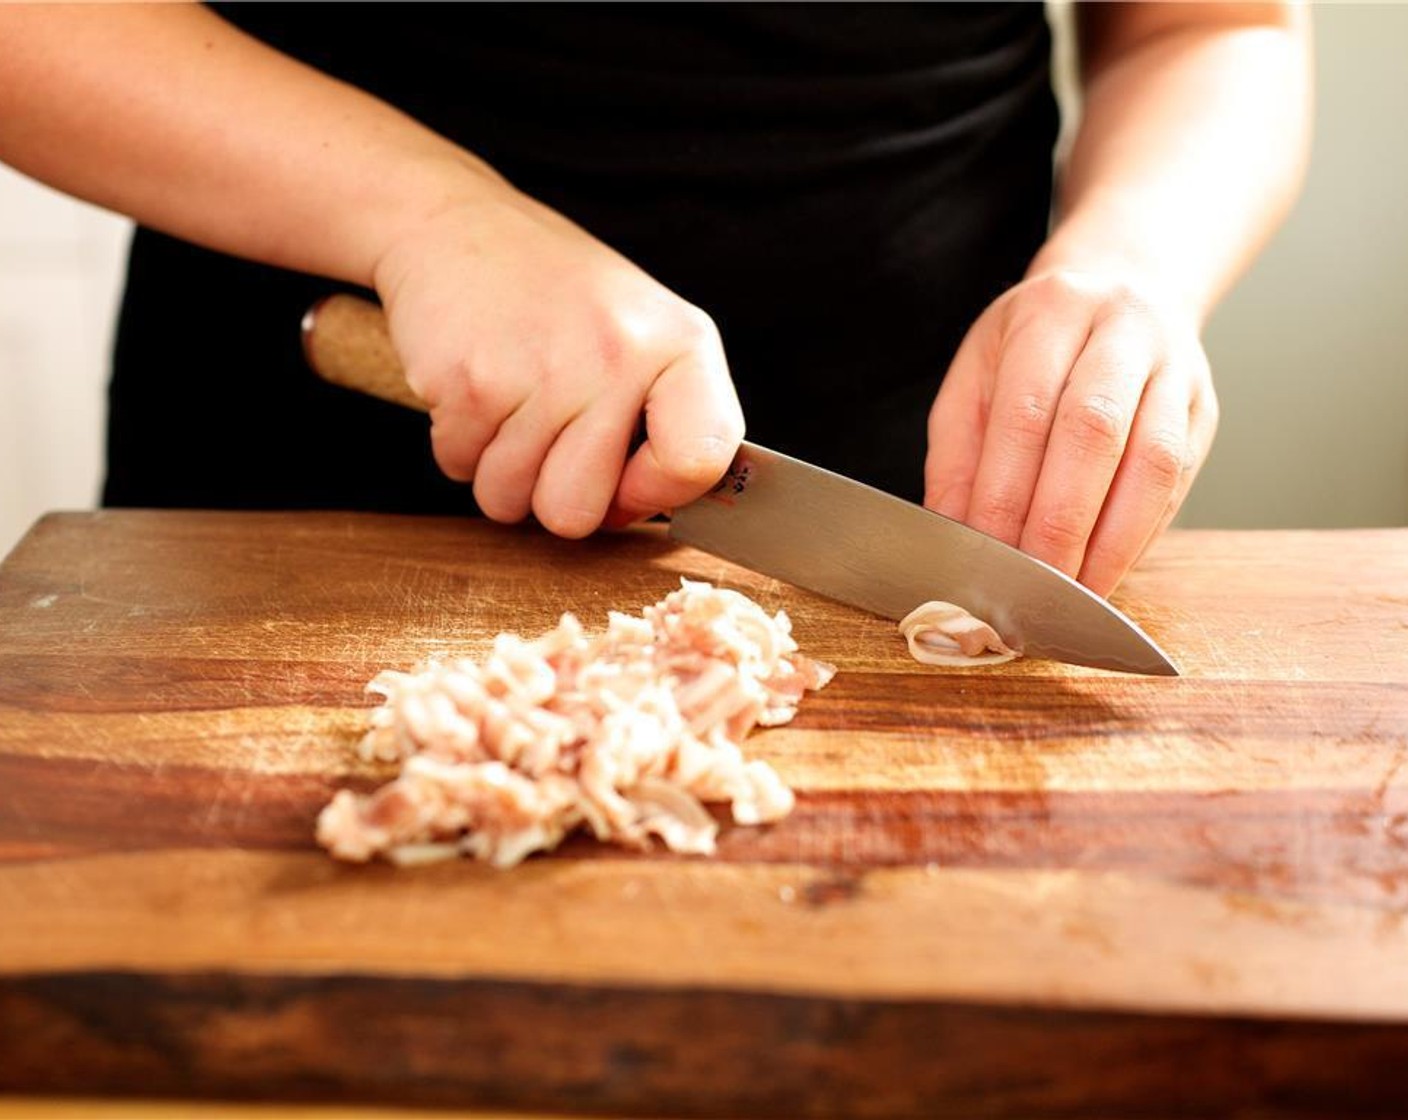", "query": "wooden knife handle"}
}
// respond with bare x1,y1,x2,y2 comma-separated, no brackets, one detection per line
301,294,428,413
